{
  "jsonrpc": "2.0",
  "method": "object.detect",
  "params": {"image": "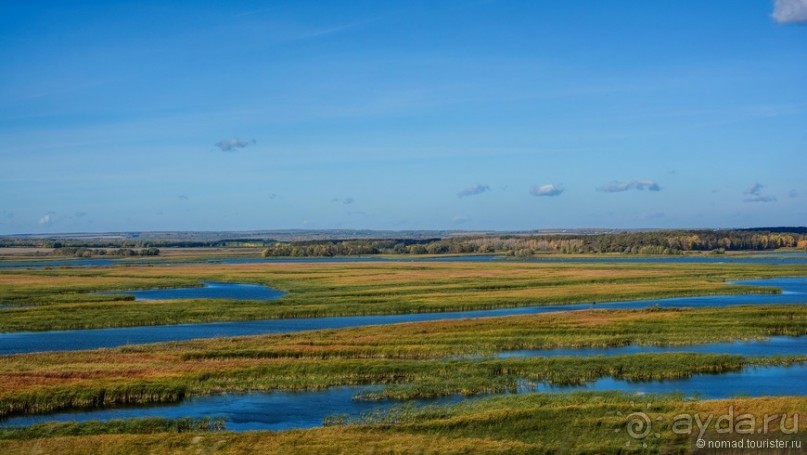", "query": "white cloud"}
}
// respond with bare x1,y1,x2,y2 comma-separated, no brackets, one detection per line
457,183,491,198
744,195,777,203
743,183,777,203
214,138,255,152
598,180,661,193
744,182,764,196
331,197,355,205
38,213,53,226
773,0,807,24
530,184,564,197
